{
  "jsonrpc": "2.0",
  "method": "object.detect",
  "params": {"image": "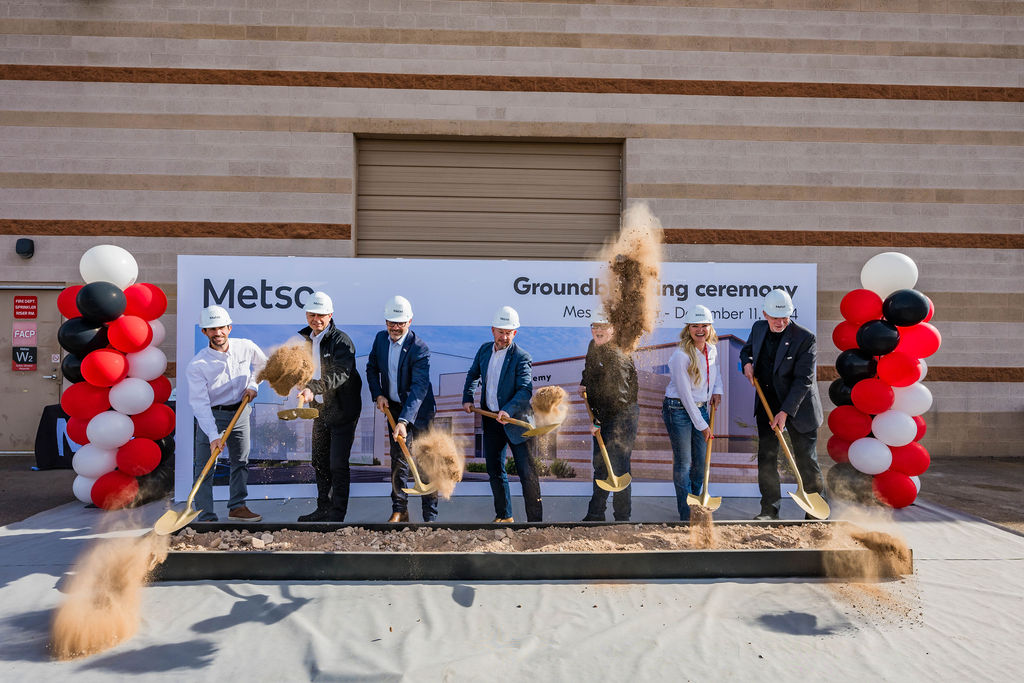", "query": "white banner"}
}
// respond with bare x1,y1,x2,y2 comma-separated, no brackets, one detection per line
175,256,817,502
